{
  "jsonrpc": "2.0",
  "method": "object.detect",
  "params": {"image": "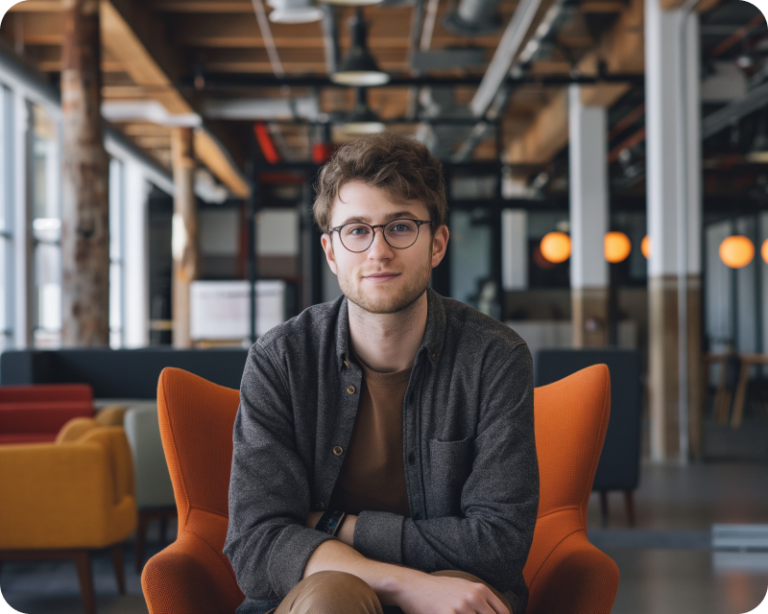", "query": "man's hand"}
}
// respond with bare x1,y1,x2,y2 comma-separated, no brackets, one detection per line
392,572,510,614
